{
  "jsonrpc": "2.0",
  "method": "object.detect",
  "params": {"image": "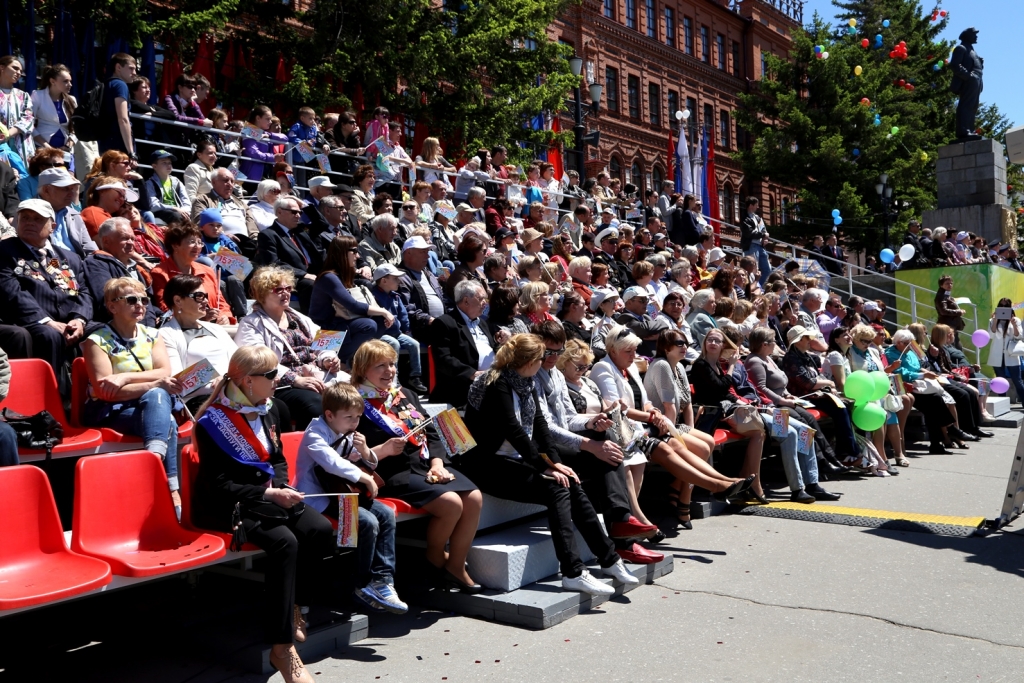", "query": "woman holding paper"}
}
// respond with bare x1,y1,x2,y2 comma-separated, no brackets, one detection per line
82,278,183,516
151,223,234,325
351,340,483,593
193,346,334,683
236,267,343,431
158,274,239,413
